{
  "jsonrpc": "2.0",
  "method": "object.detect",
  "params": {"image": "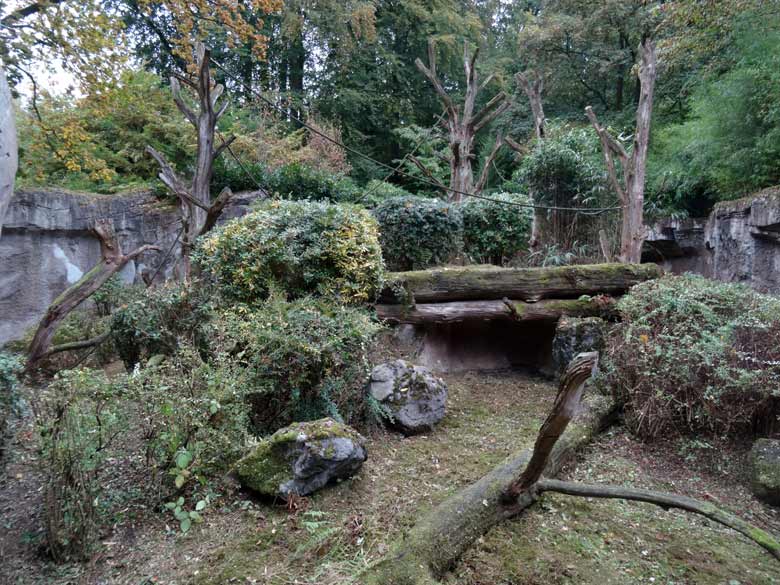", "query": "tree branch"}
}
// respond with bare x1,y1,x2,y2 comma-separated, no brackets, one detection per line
537,479,780,562
200,187,233,236
415,40,456,120
504,352,599,501
471,91,509,133
409,155,448,193
585,106,627,203
38,331,111,361
474,132,504,194
170,76,197,126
